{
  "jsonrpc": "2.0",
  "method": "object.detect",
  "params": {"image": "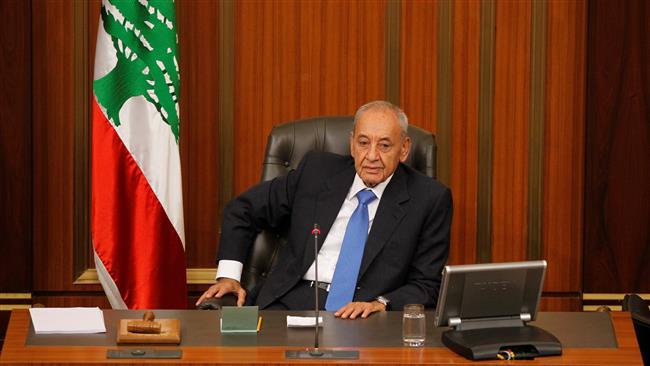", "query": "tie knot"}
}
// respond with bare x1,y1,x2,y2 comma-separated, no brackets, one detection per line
356,189,377,206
